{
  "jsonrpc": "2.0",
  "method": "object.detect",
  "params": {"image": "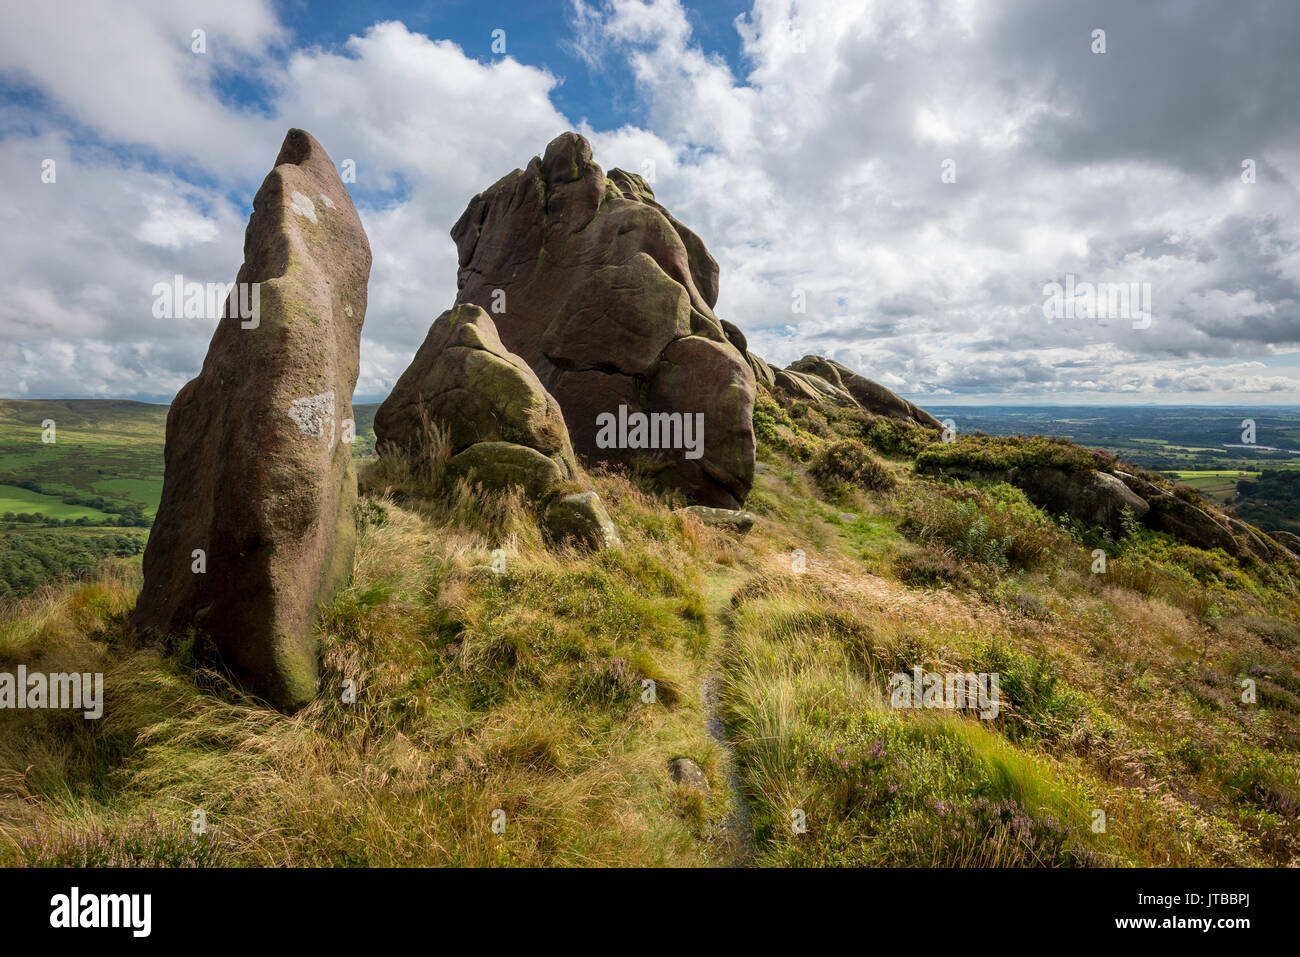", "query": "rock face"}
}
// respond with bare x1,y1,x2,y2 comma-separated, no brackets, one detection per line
1114,472,1243,554
132,129,371,712
787,356,943,429
450,132,755,509
1016,469,1149,537
376,304,616,549
916,461,1149,538
678,505,756,534
374,303,578,489
1270,529,1300,559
